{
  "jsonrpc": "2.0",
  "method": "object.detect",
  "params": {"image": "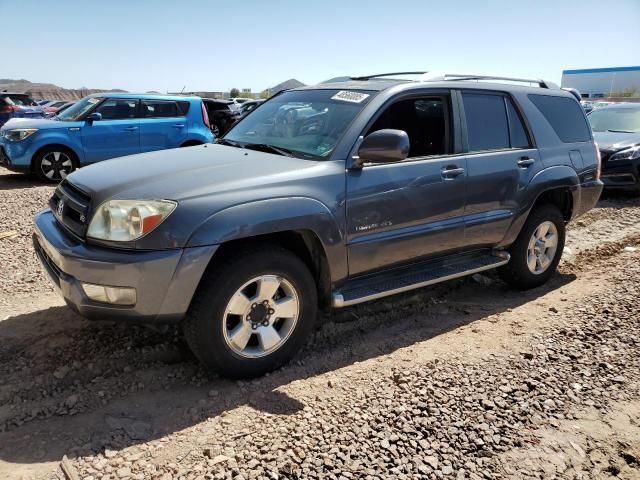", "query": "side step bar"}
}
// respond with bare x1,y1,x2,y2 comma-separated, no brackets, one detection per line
332,251,510,308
